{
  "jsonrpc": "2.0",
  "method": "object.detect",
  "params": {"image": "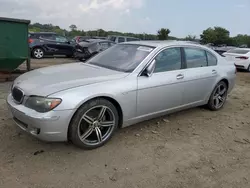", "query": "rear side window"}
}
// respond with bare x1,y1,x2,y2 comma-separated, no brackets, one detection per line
206,52,217,66
184,48,207,68
118,37,125,43
227,49,250,54
40,34,54,40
